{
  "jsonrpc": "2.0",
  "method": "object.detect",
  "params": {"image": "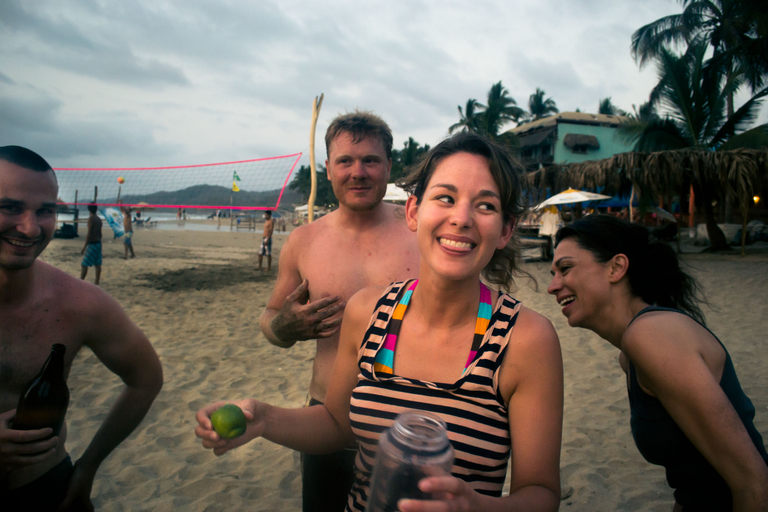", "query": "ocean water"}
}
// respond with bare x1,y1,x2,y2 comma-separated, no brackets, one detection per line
57,210,261,233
